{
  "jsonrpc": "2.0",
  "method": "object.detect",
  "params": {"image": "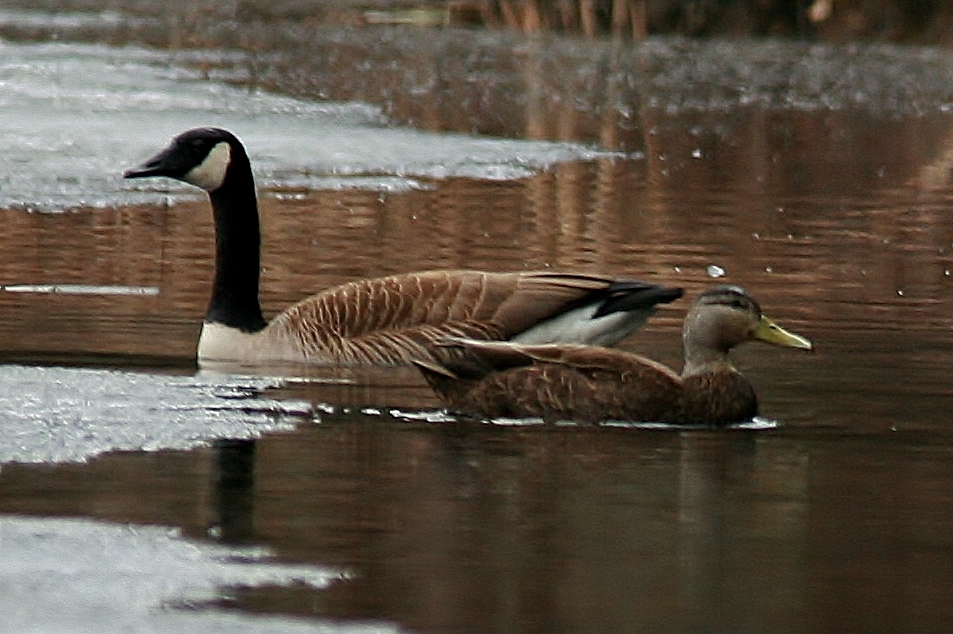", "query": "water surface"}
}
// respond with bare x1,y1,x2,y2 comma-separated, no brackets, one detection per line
2,10,953,633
